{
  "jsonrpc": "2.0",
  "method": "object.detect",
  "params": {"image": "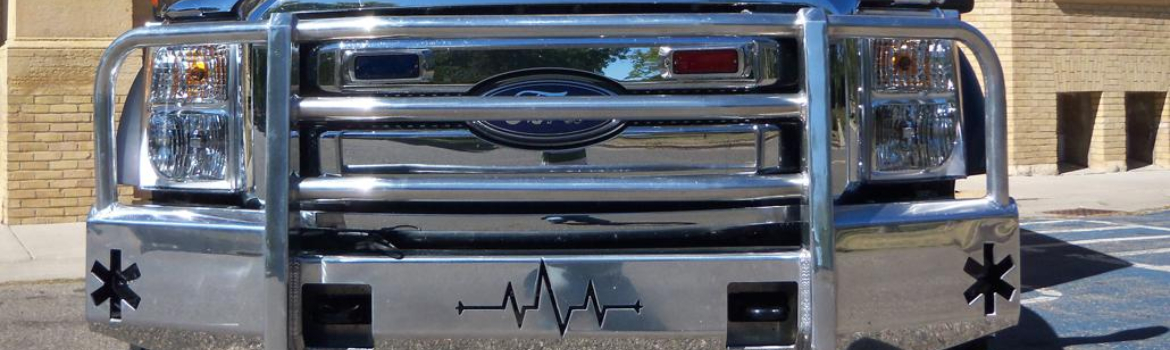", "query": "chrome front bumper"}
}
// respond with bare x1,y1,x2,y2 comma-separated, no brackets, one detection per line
87,200,1018,350
88,7,1017,350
